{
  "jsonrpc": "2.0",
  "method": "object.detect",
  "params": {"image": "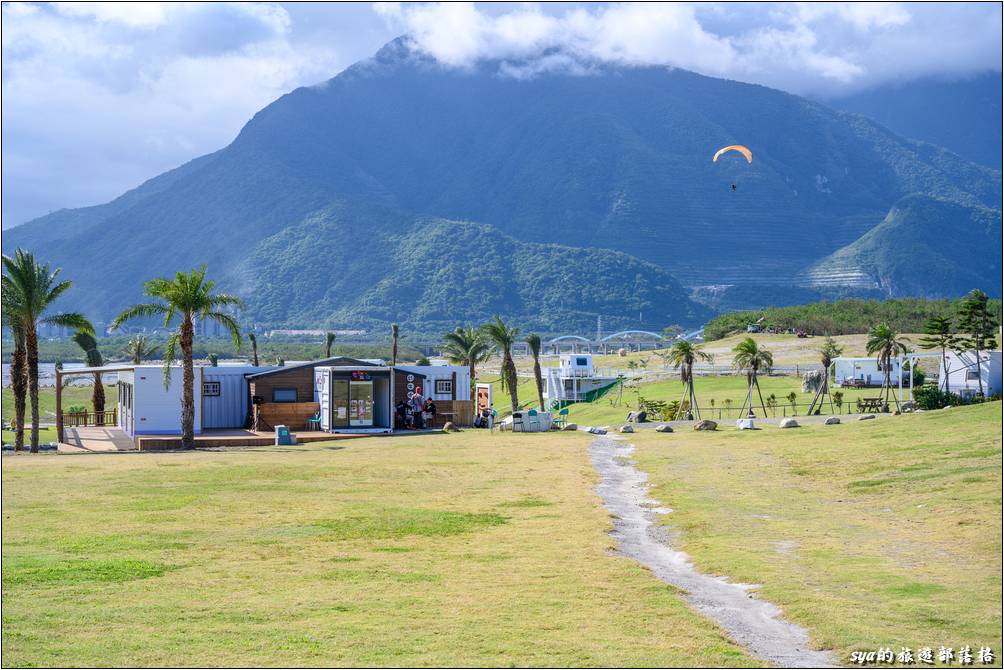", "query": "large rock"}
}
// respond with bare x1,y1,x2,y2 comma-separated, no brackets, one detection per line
778,418,800,429
824,416,841,425
587,427,608,435
693,420,717,431
736,418,756,430
901,401,917,411
442,422,459,432
562,423,578,431
618,425,635,433
655,424,674,433
801,370,824,393
858,414,876,421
